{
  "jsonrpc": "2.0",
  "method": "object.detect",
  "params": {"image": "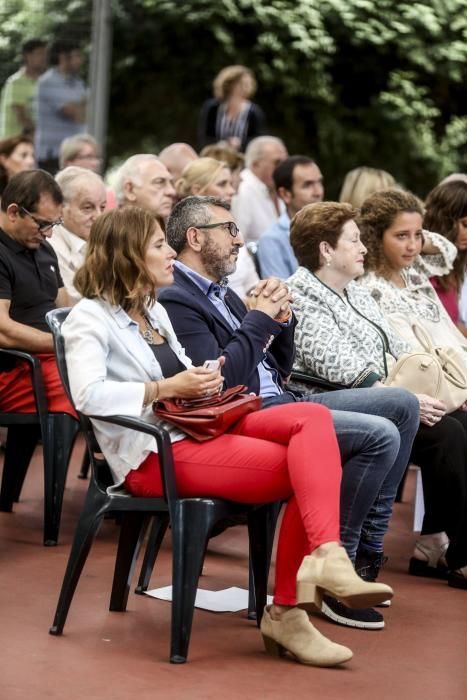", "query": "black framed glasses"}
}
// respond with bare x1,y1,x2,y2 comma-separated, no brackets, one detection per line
197,221,240,238
20,206,64,233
